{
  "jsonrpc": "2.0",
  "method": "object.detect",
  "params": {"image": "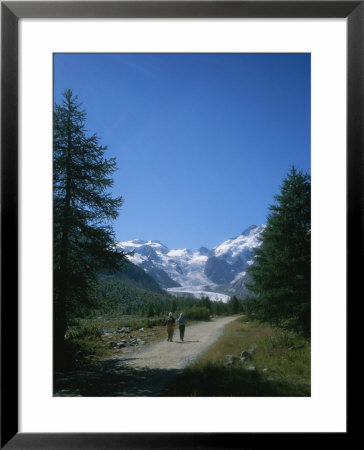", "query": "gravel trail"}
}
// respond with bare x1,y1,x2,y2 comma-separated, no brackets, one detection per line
123,315,236,370
54,316,236,397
